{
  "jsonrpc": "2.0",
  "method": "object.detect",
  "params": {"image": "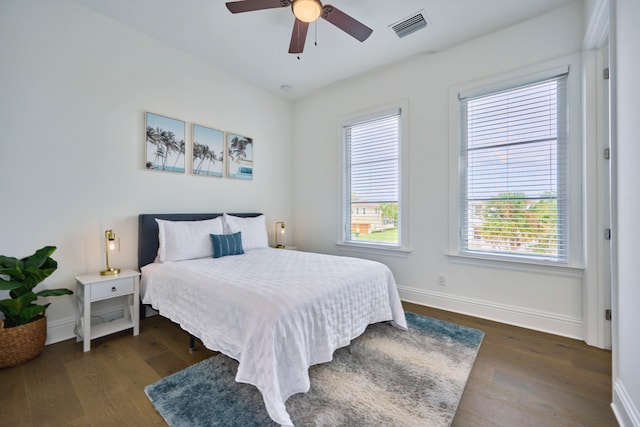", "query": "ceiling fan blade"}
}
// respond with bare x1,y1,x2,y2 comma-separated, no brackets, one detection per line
321,4,373,42
226,0,291,14
289,19,309,54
